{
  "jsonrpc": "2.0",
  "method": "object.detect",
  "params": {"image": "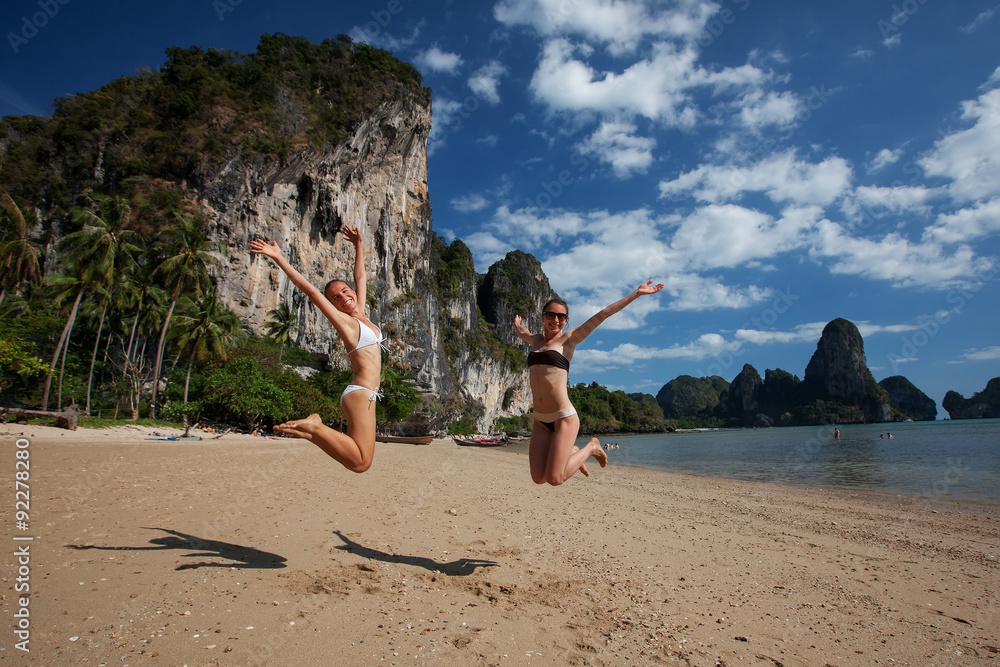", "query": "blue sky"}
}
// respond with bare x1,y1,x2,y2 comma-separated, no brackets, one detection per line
2,0,999,414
